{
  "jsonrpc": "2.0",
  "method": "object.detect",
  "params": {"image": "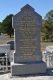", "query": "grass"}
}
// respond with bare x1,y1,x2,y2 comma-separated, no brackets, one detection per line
41,41,53,51
0,34,53,51
0,34,14,44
